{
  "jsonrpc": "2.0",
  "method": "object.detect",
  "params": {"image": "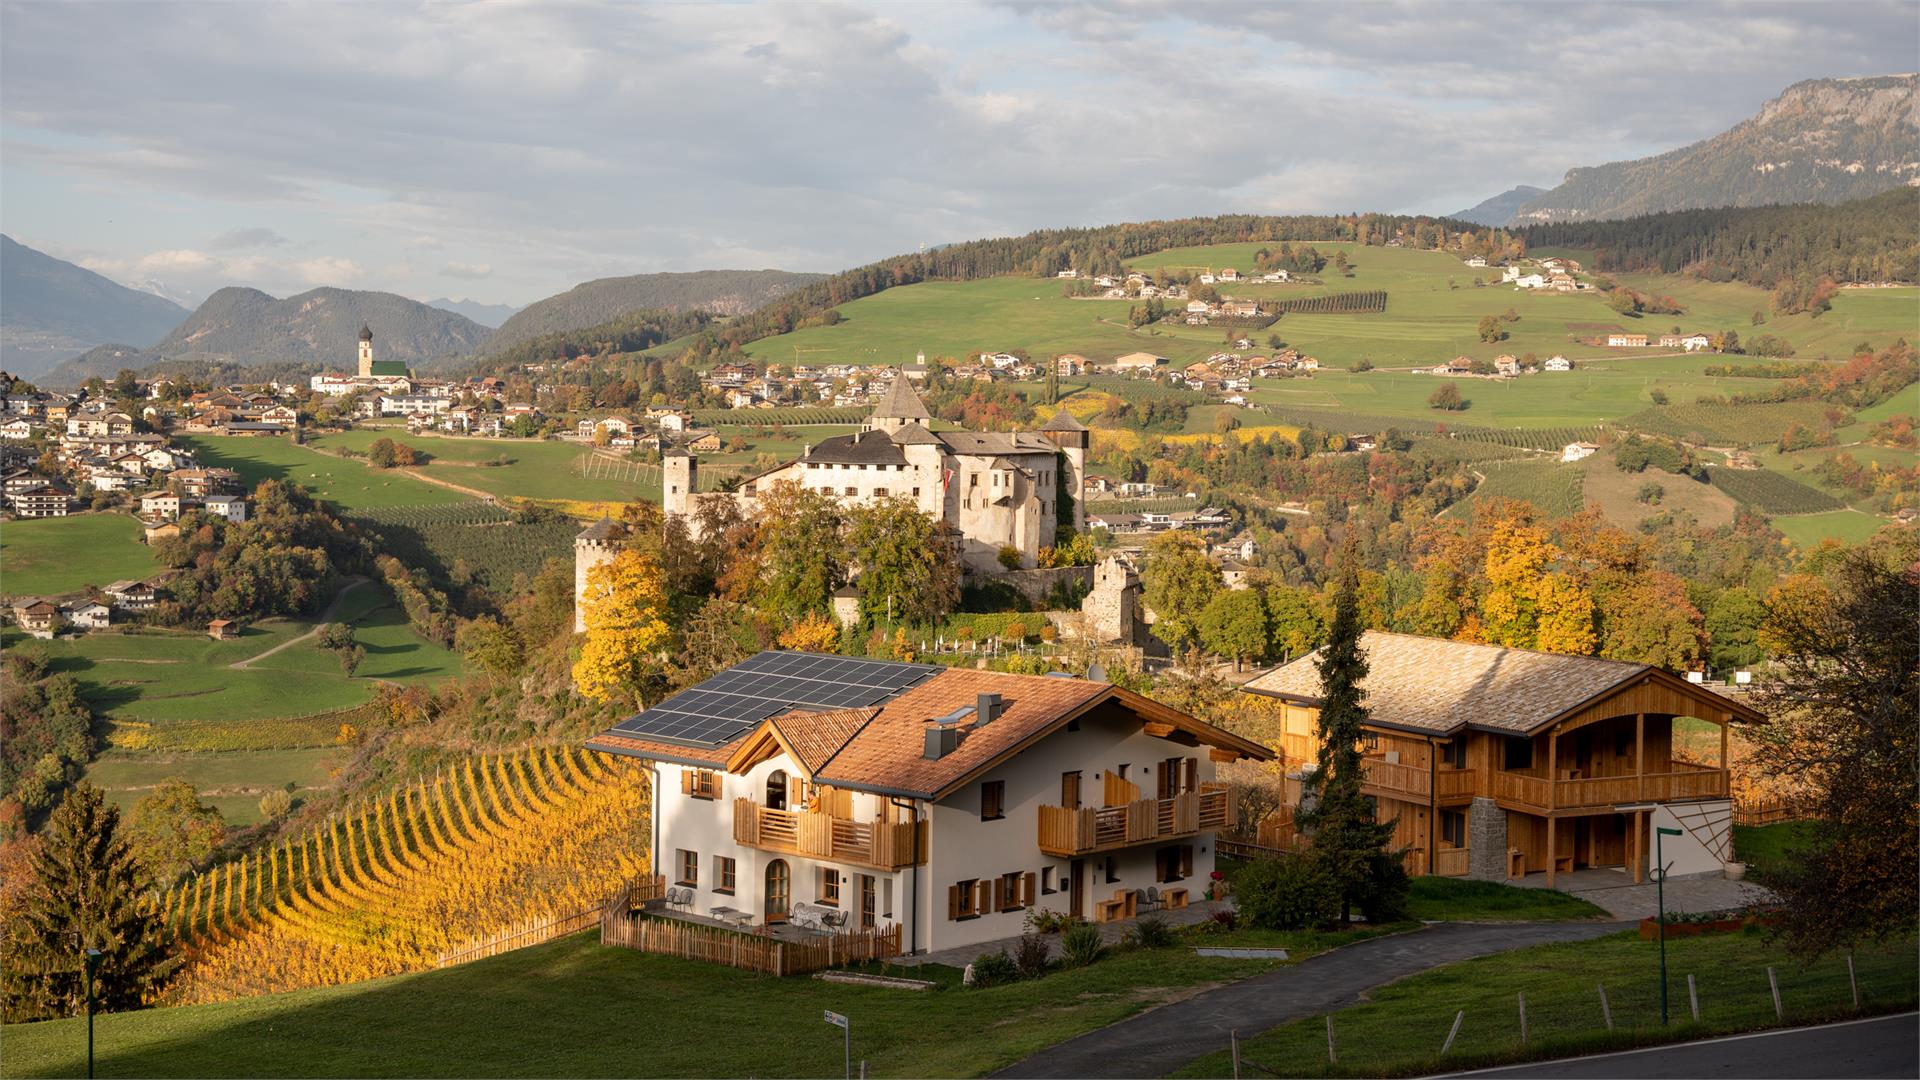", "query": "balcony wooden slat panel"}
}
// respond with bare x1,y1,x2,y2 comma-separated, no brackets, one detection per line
1436,769,1479,799
733,800,921,870
1494,771,1552,809
1039,787,1233,857
1361,758,1431,799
